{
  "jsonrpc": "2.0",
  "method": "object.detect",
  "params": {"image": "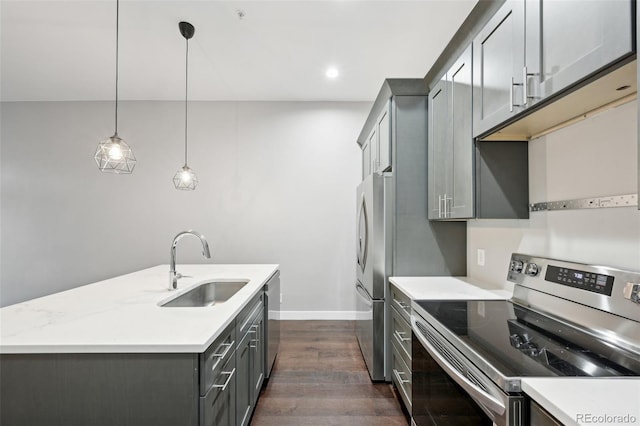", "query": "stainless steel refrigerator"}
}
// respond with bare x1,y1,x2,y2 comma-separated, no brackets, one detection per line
355,173,390,381
354,80,467,382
